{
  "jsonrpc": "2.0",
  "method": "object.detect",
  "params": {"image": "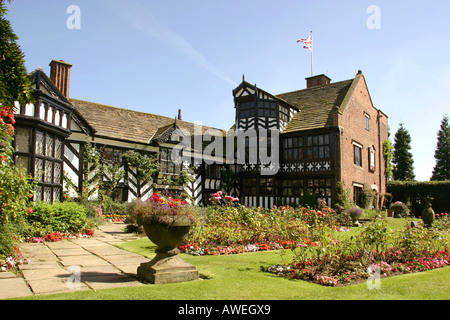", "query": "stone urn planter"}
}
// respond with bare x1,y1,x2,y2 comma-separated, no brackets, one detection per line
346,207,363,227
421,197,435,228
137,215,199,284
